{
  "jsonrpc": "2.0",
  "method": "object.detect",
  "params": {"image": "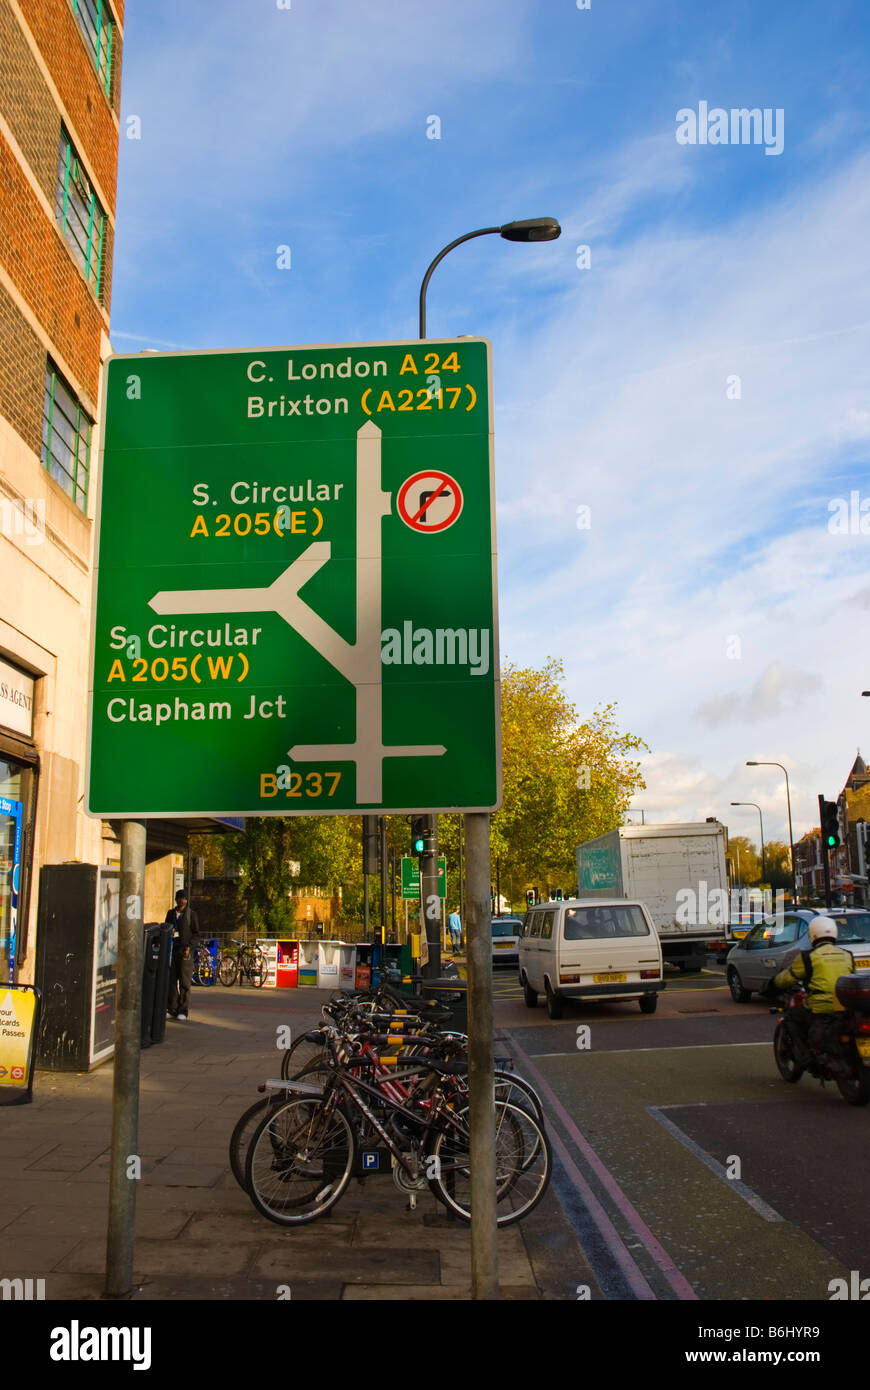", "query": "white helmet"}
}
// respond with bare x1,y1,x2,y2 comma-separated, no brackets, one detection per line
809,917,838,943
